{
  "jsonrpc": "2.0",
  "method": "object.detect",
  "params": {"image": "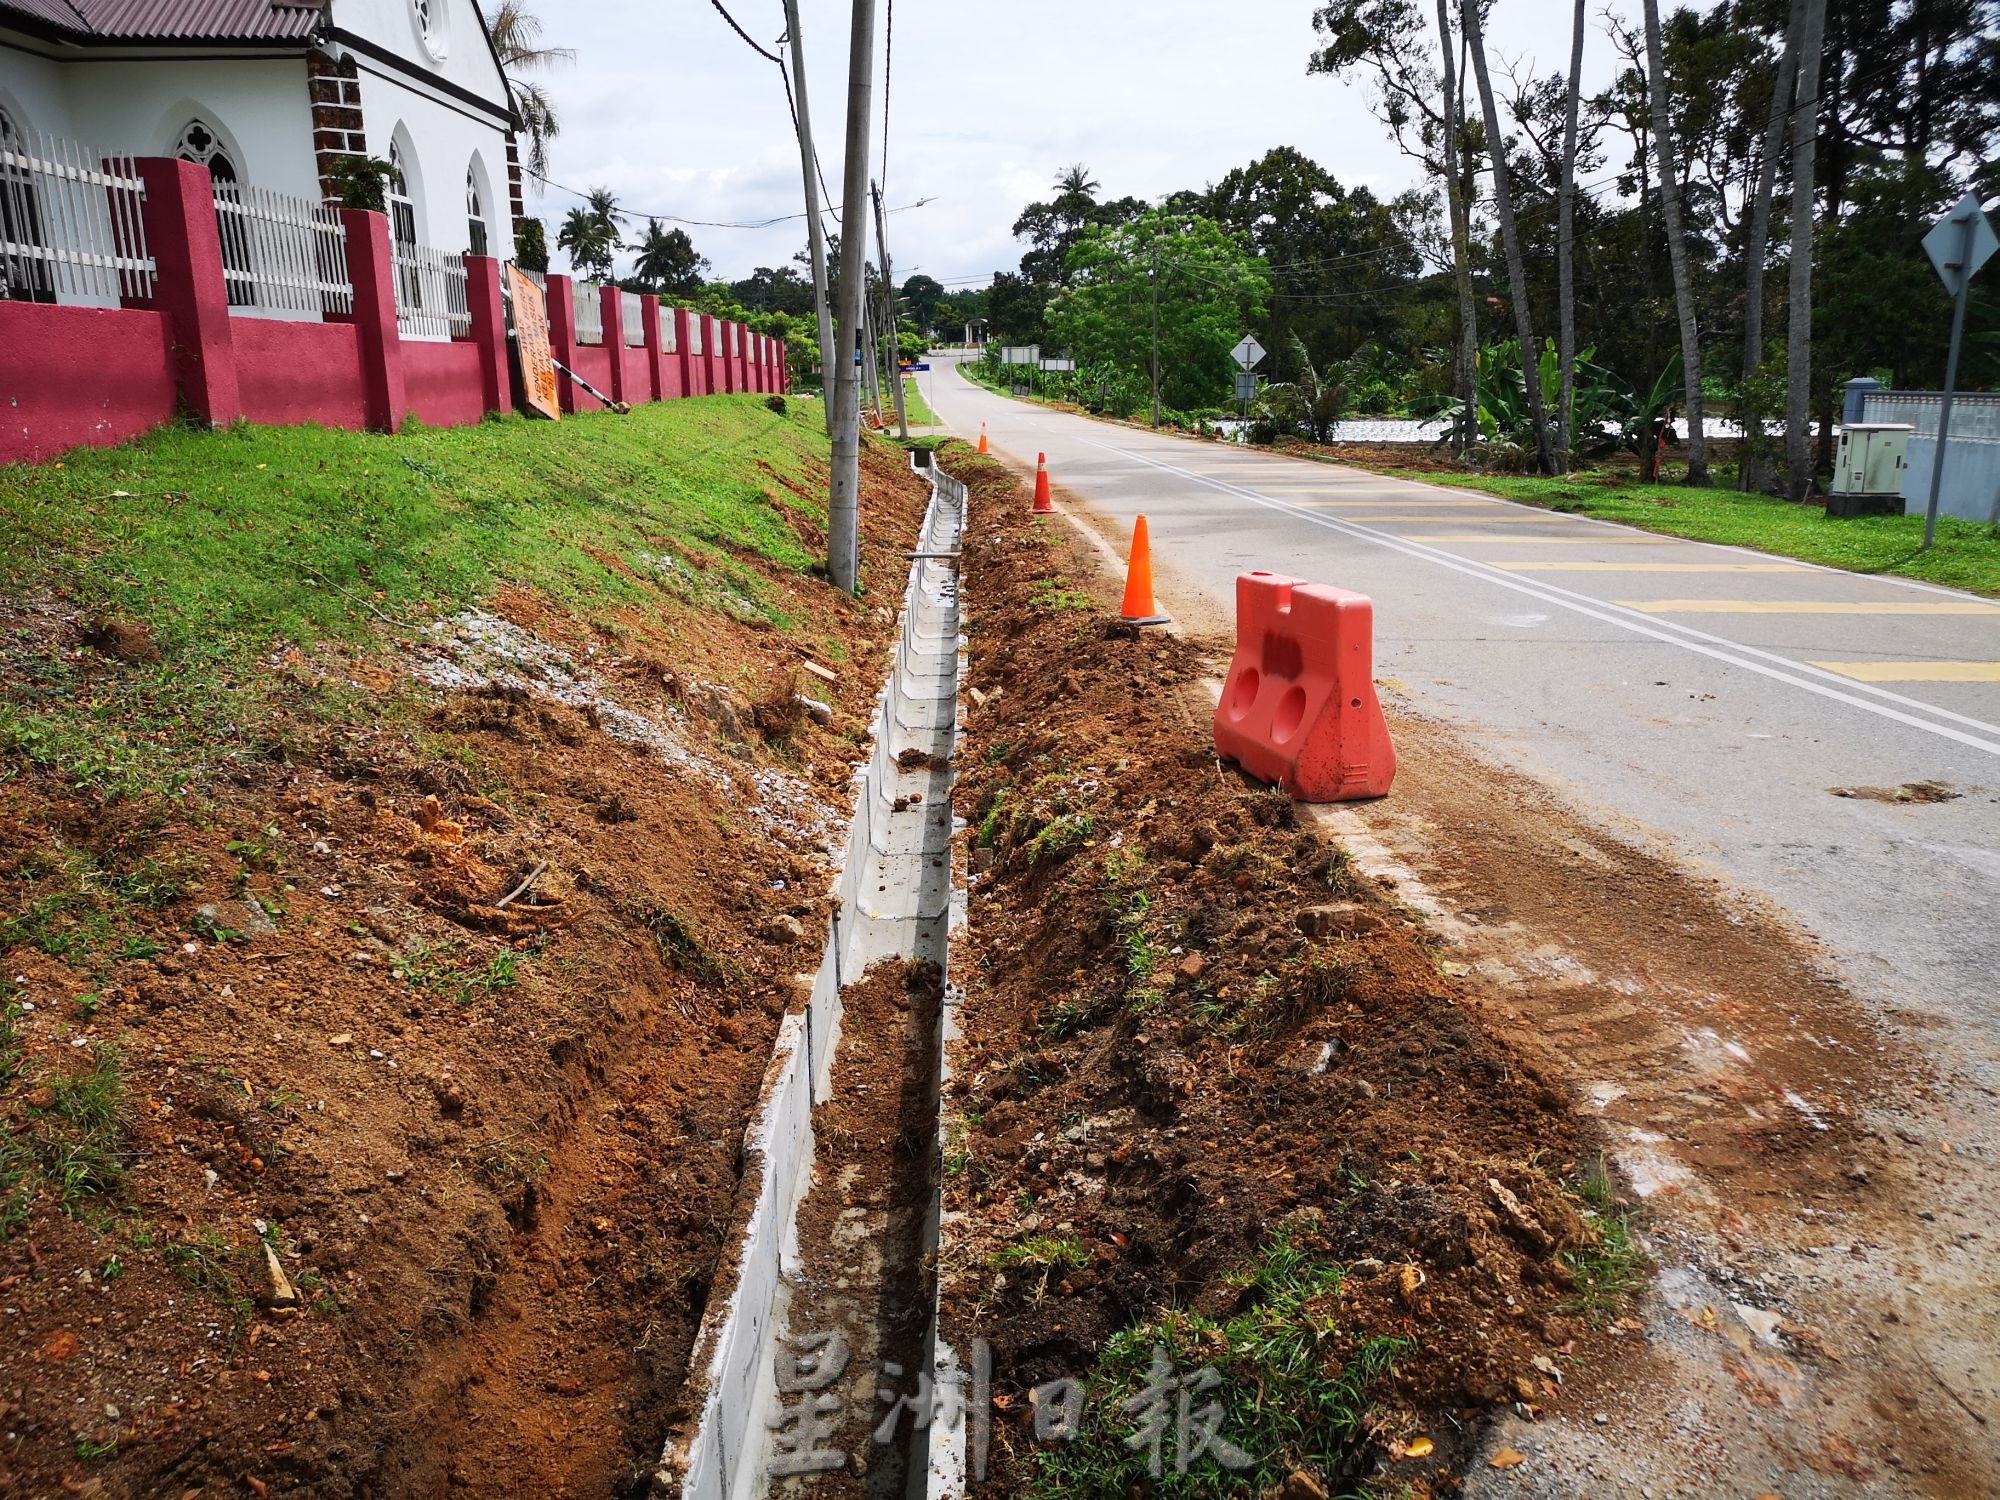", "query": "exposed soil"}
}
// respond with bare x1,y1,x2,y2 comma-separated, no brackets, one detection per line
933,447,1624,1496
0,440,928,1498
773,960,943,1500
